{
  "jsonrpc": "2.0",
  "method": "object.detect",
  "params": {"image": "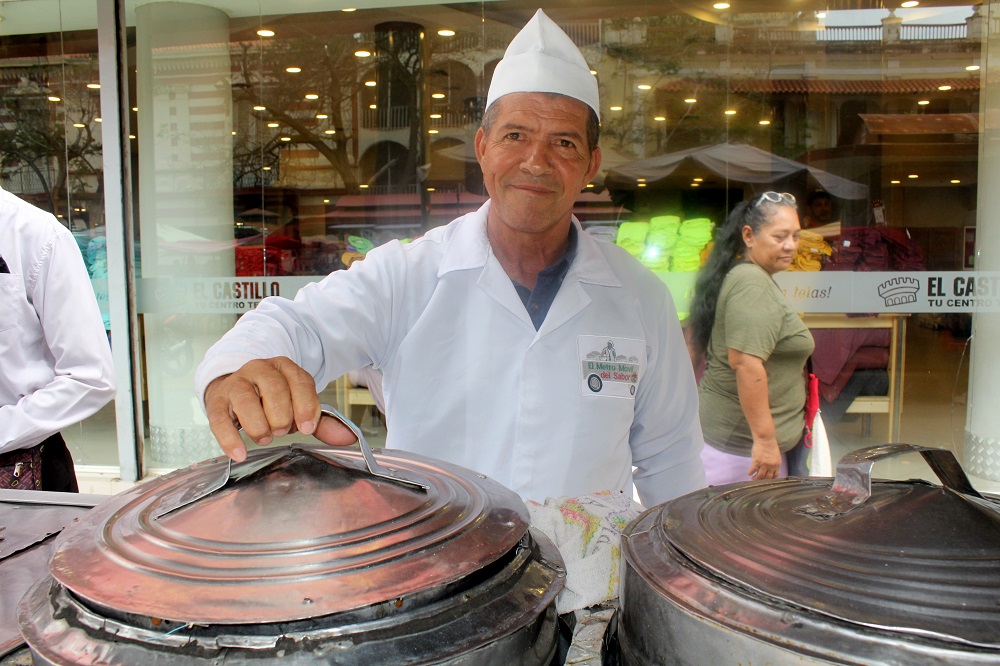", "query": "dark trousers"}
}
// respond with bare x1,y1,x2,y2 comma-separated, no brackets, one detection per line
785,432,810,478
40,432,79,493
